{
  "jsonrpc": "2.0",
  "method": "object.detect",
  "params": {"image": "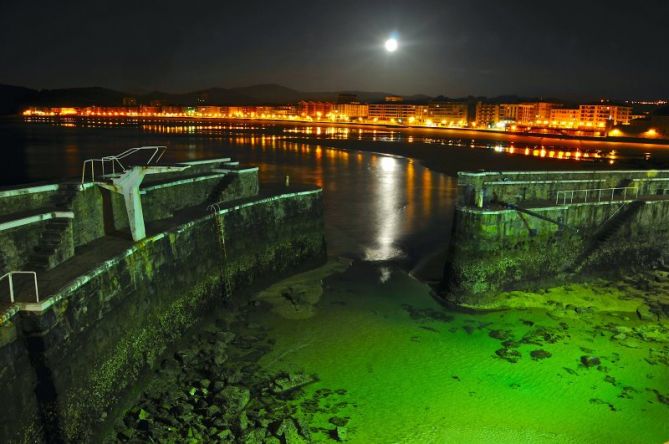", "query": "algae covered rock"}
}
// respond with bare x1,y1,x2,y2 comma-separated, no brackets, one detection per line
220,386,250,413
530,349,552,360
636,305,658,321
580,355,601,368
271,372,318,394
495,348,522,363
